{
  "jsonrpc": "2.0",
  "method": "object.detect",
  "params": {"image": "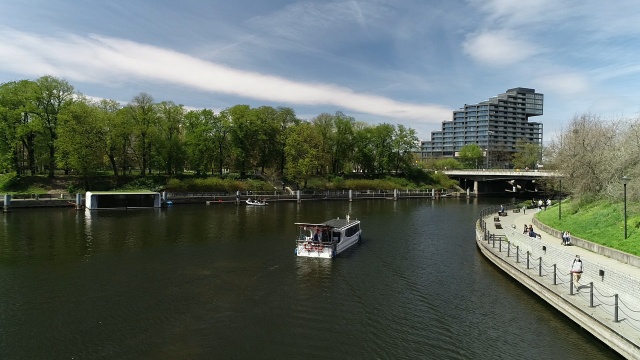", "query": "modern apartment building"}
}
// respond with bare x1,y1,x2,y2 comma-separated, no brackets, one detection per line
421,87,543,168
